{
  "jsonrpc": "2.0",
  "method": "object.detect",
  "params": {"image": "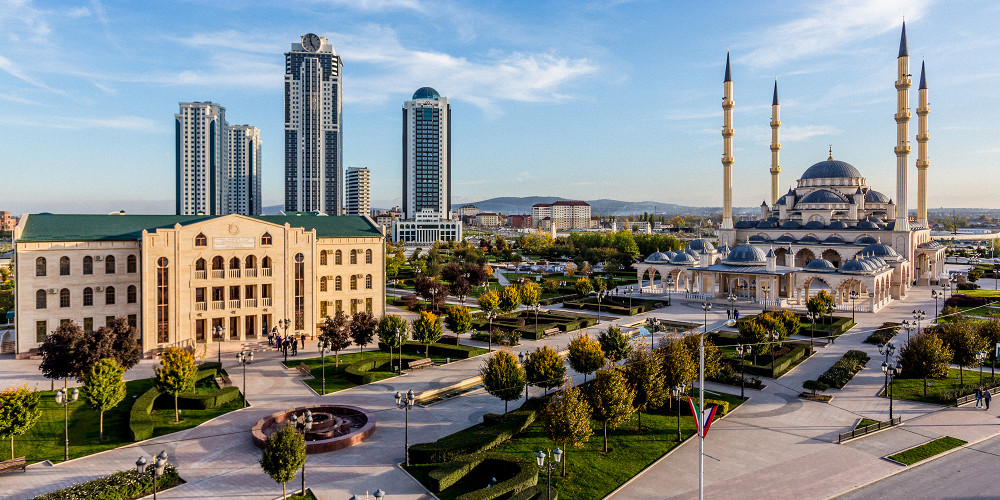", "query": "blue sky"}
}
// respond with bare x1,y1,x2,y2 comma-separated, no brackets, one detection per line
2,0,998,215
